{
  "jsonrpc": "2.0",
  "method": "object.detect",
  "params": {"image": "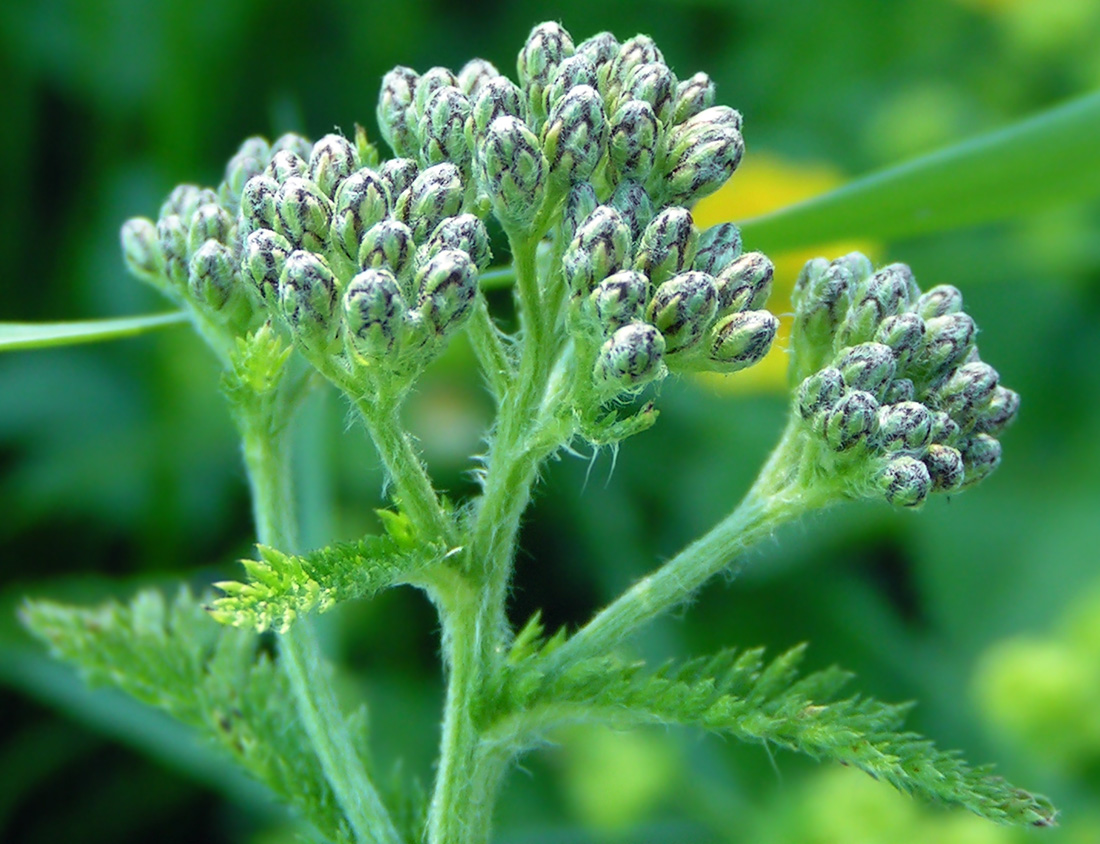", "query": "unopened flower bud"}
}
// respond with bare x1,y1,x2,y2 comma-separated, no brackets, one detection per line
692,223,742,276
593,321,666,393
276,177,334,252
157,215,190,288
242,228,292,308
936,361,999,425
265,149,309,184
159,184,208,222
874,313,926,369
279,250,338,342
672,72,716,125
416,249,479,336
394,163,465,242
377,66,420,158
919,313,977,383
841,263,914,345
714,251,773,313
797,367,845,420
975,386,1020,435
344,268,407,358
240,175,280,234
634,207,697,286
923,443,965,492
707,310,778,372
331,169,391,263
878,456,931,507
413,67,459,115
469,77,525,140
836,342,897,398
562,206,632,295
608,35,664,95
518,22,575,126
187,203,233,255
308,134,359,198
576,31,619,68
379,157,420,199
542,84,607,183
270,132,313,161
542,55,598,113
916,284,964,319
647,271,719,355
876,401,933,451
883,377,916,404
590,270,650,332
609,180,653,243
663,120,744,206
121,217,163,283
425,214,492,271
562,182,599,244
791,254,871,380
959,433,1002,488
221,137,270,210
608,100,659,182
624,62,677,124
420,87,473,174
929,410,962,446
457,58,501,97
478,116,548,232
823,390,879,451
188,240,237,310
359,220,416,285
